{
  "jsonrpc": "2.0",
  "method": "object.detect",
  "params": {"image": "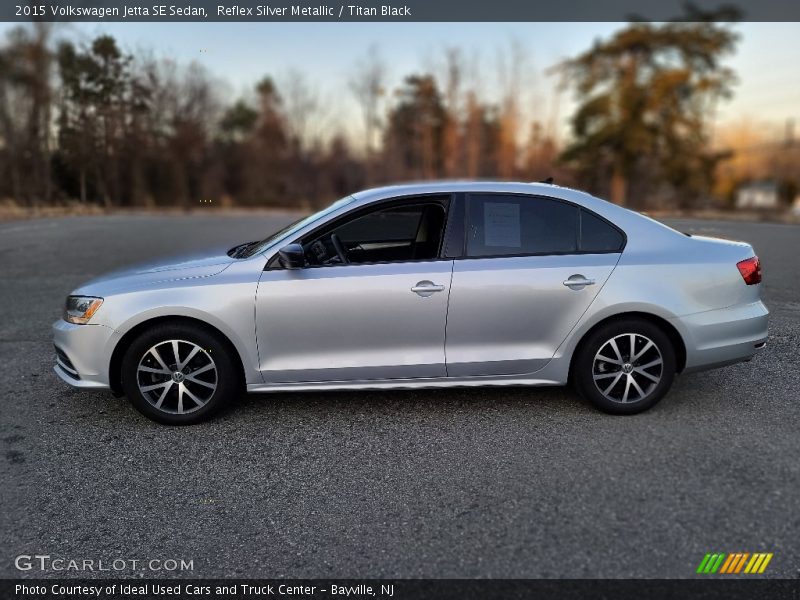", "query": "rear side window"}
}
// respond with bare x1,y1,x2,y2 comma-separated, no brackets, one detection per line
465,194,624,257
580,209,625,253
466,194,578,257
